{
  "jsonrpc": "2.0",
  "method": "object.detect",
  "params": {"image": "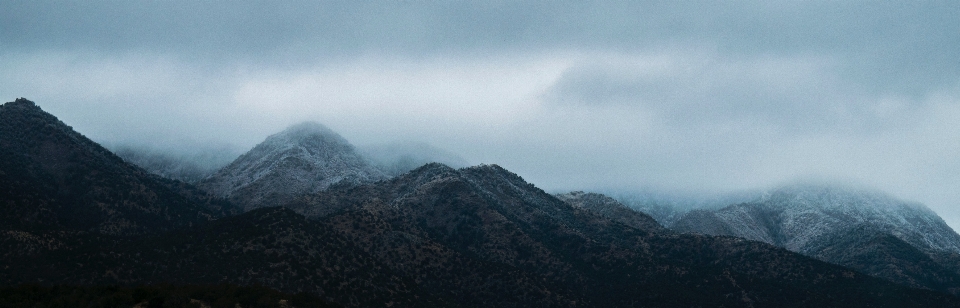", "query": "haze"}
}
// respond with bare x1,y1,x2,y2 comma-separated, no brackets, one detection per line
2,1,959,230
